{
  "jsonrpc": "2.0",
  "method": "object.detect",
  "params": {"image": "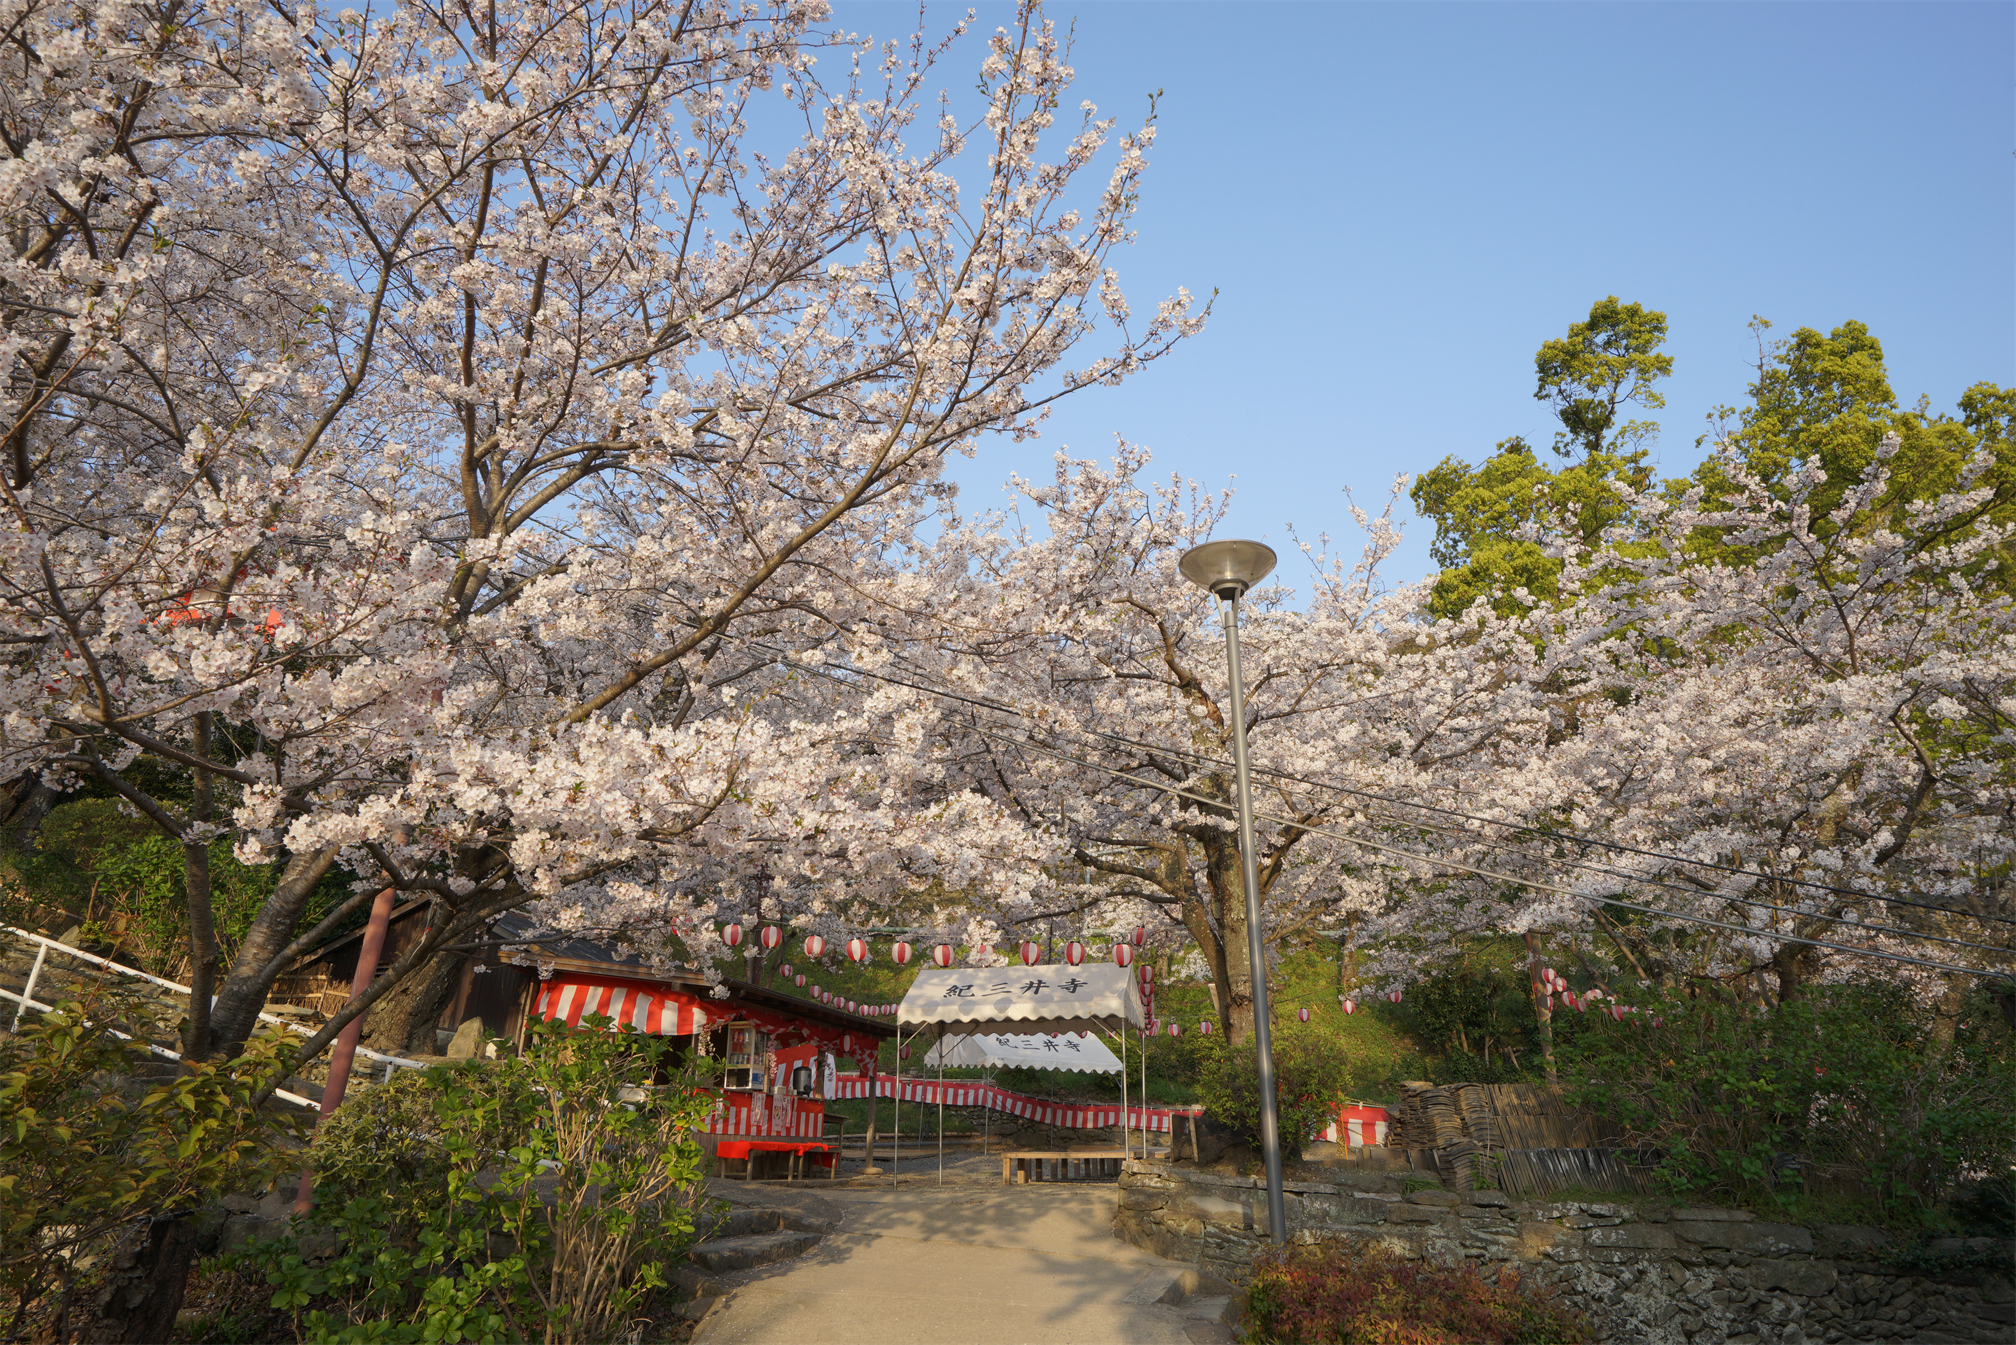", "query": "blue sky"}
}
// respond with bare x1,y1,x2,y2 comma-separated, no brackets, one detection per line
833,0,2014,586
